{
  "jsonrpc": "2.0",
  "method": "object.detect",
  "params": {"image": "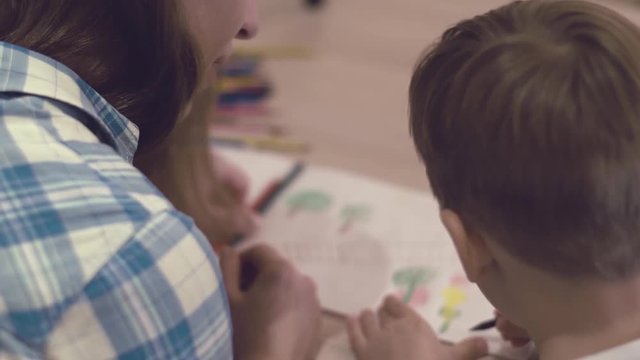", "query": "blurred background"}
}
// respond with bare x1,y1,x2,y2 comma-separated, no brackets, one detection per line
213,0,640,191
